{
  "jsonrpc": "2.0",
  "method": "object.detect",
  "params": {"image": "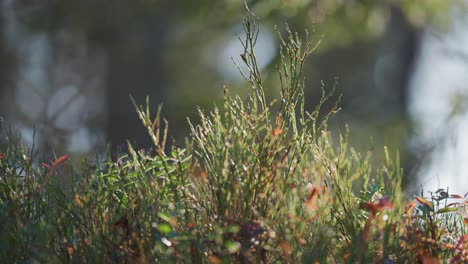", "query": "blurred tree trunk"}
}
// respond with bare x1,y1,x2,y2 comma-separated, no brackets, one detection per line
0,0,108,158
105,14,170,151
407,5,468,195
